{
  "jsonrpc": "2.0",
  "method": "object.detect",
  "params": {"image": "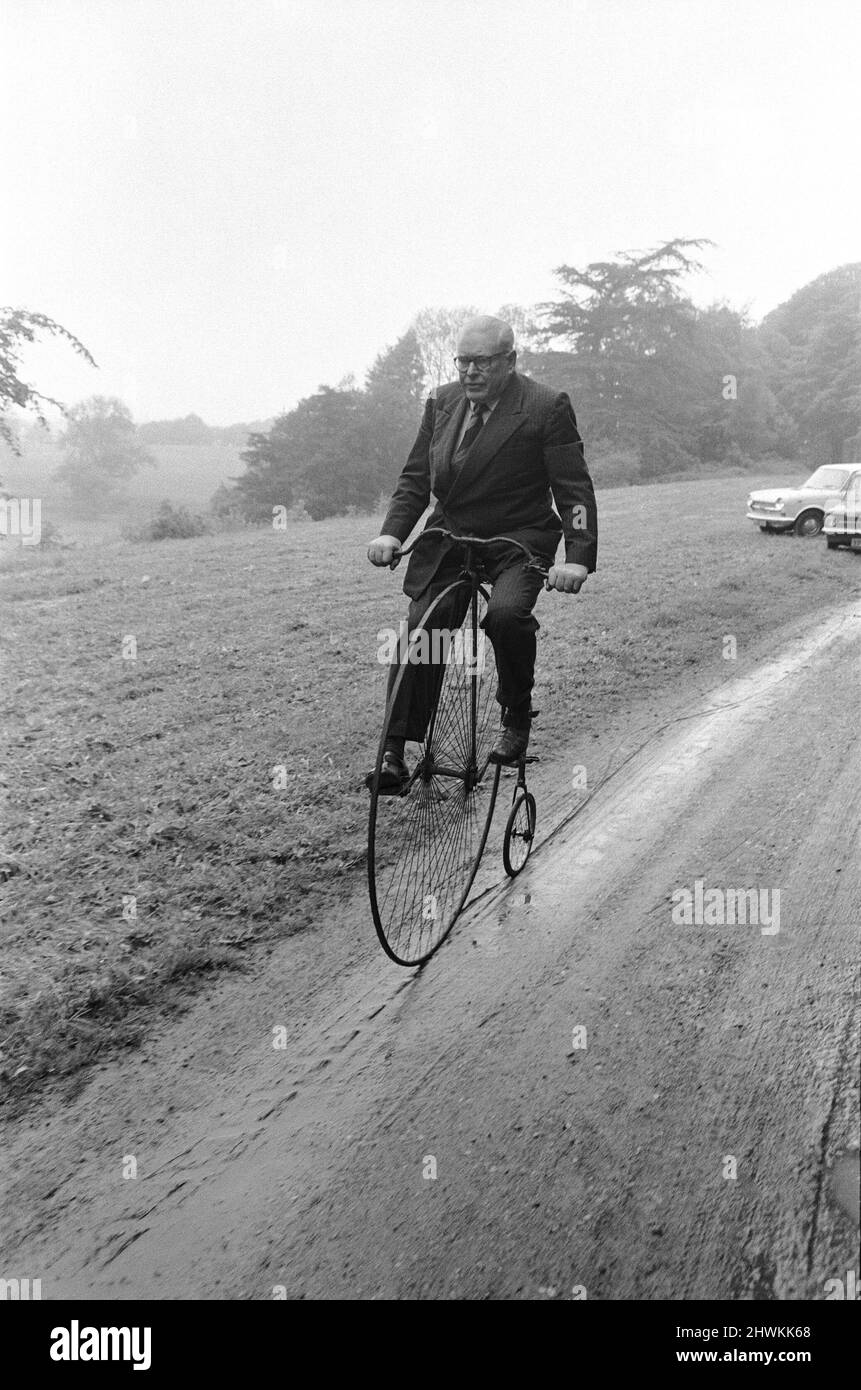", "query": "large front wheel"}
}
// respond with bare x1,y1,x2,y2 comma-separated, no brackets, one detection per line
368,580,501,965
